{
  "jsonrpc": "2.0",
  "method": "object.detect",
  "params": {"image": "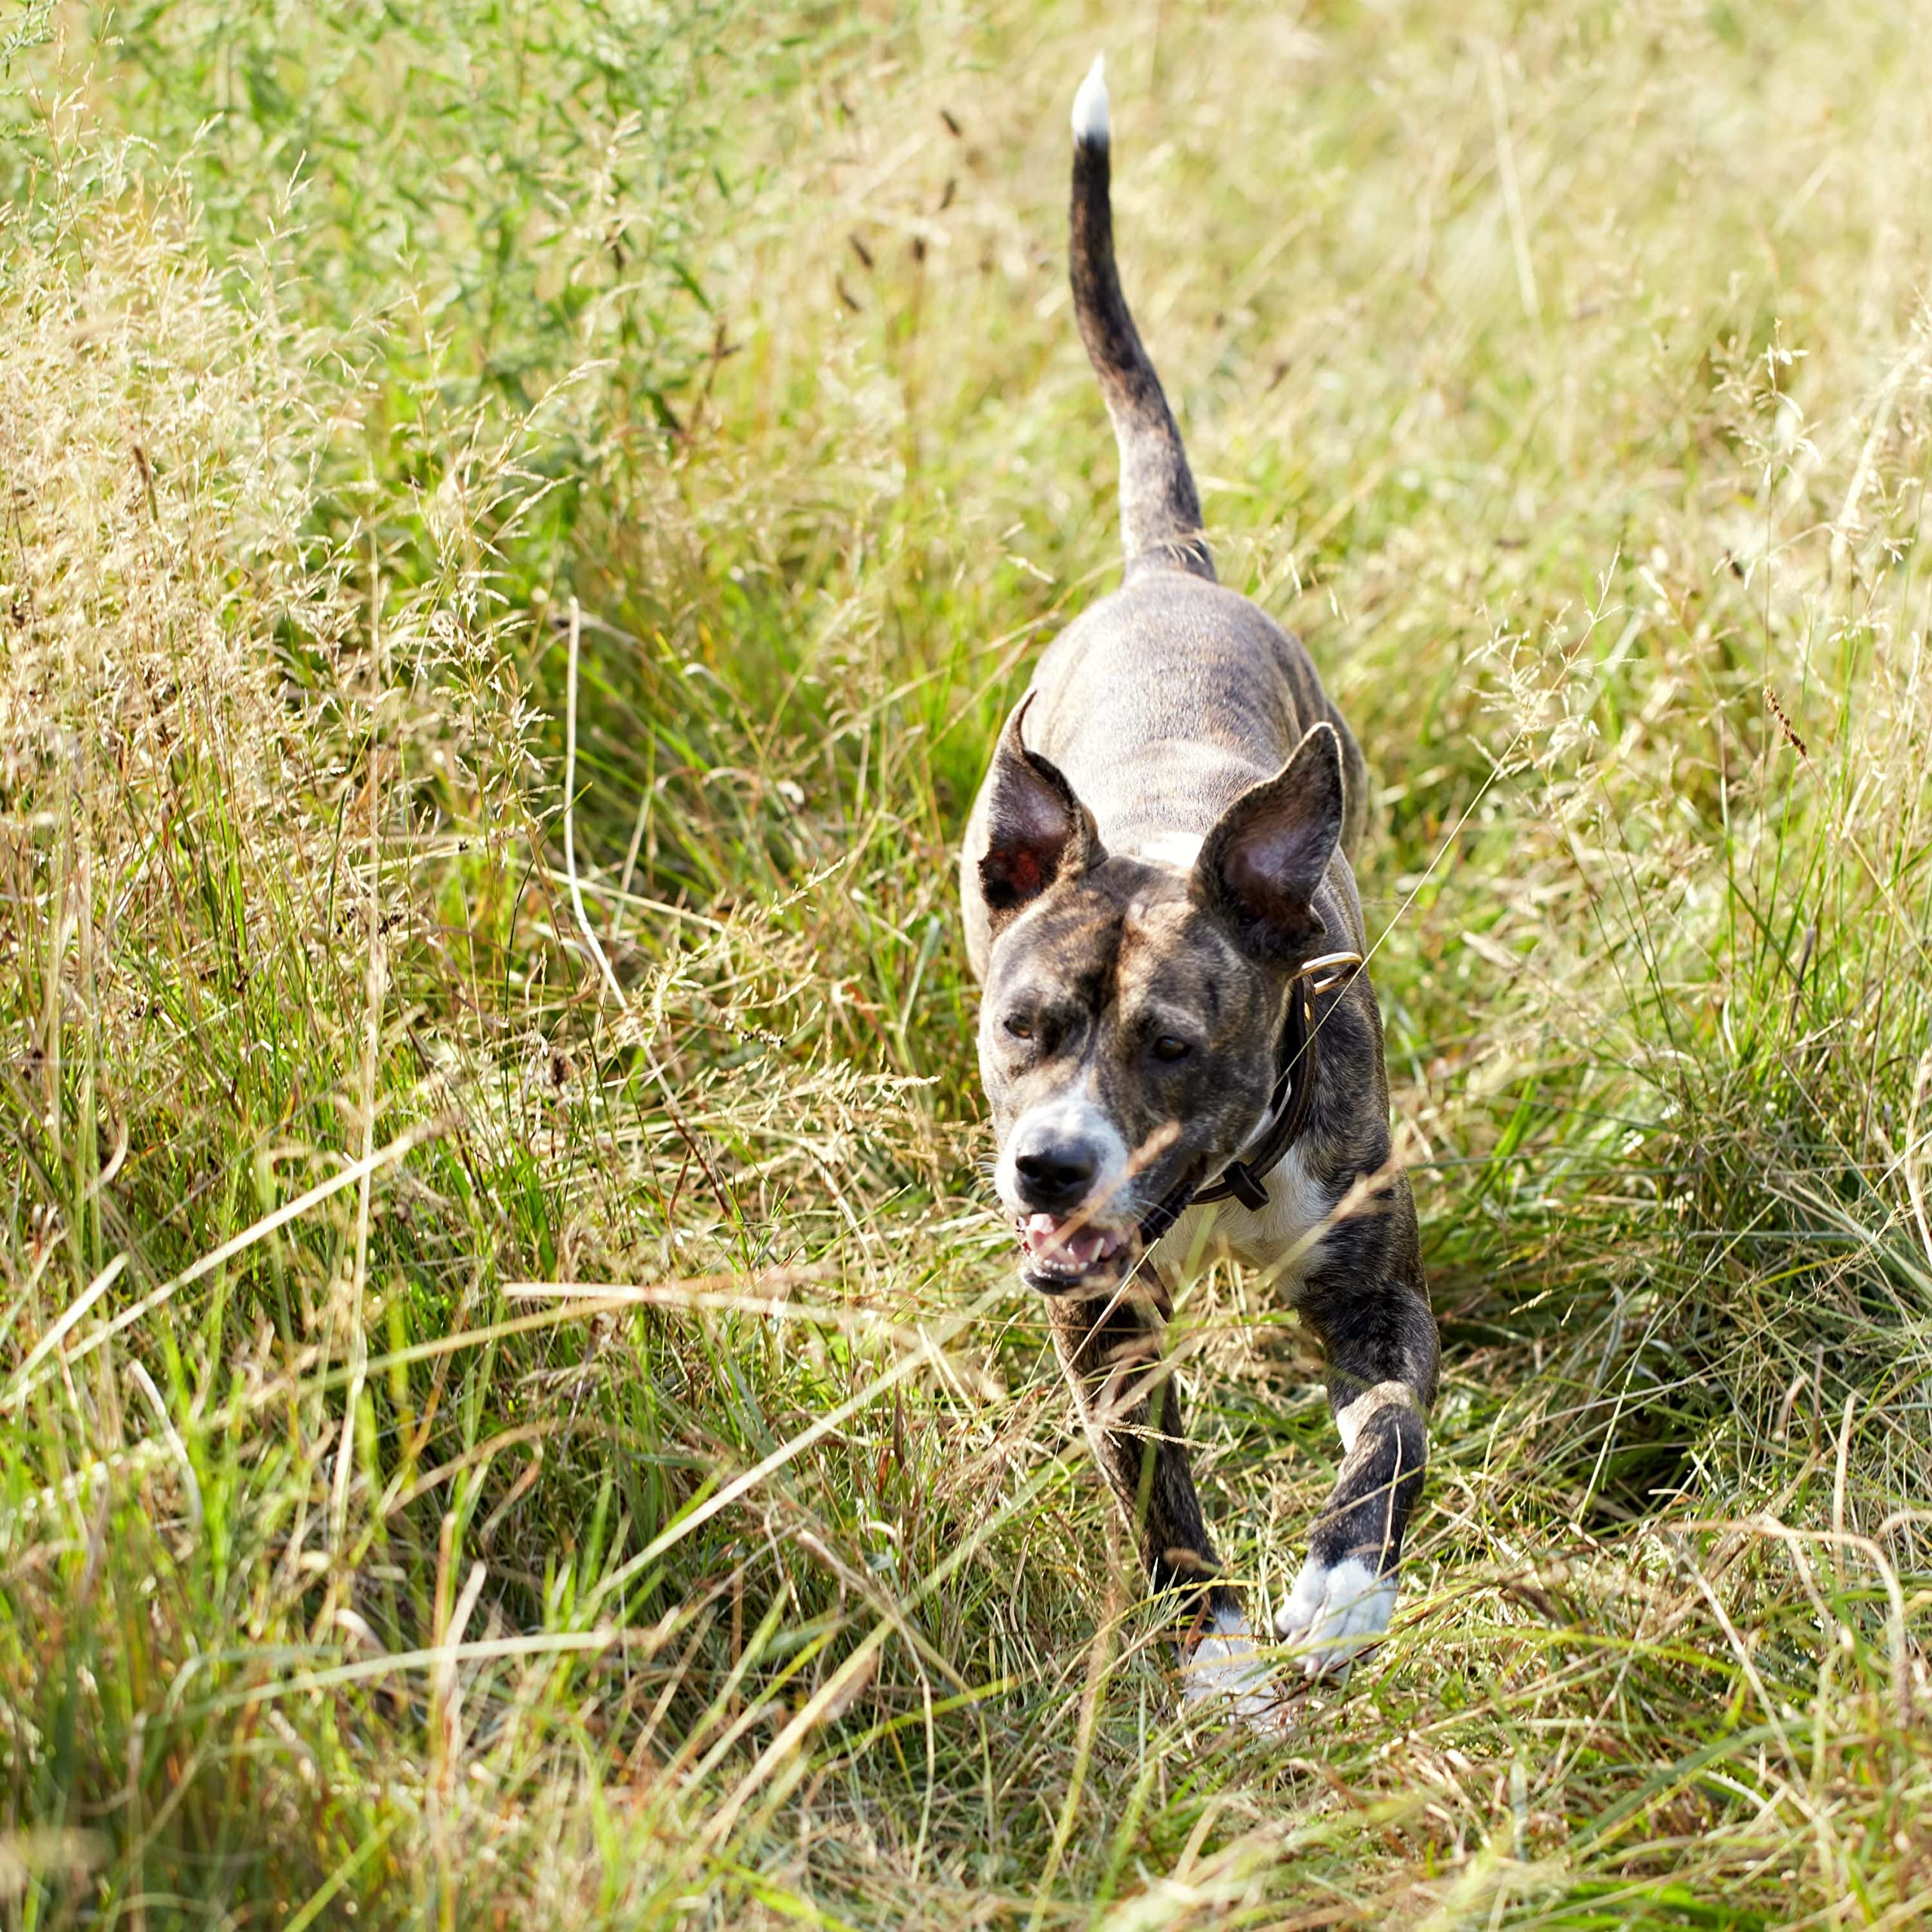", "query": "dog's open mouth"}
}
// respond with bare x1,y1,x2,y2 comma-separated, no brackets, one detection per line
1016,1213,1137,1292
